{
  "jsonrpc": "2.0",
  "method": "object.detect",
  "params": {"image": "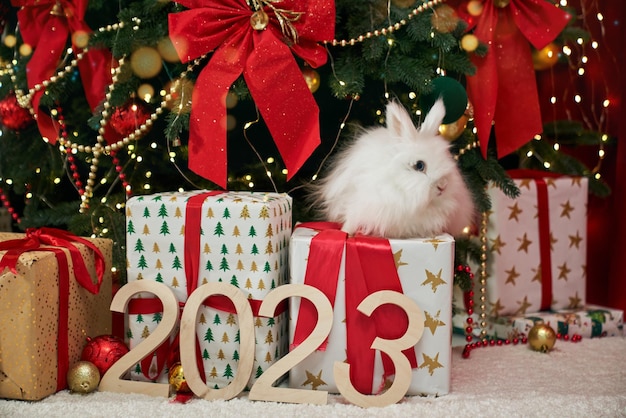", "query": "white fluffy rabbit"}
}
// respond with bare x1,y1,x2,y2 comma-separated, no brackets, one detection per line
310,99,475,238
